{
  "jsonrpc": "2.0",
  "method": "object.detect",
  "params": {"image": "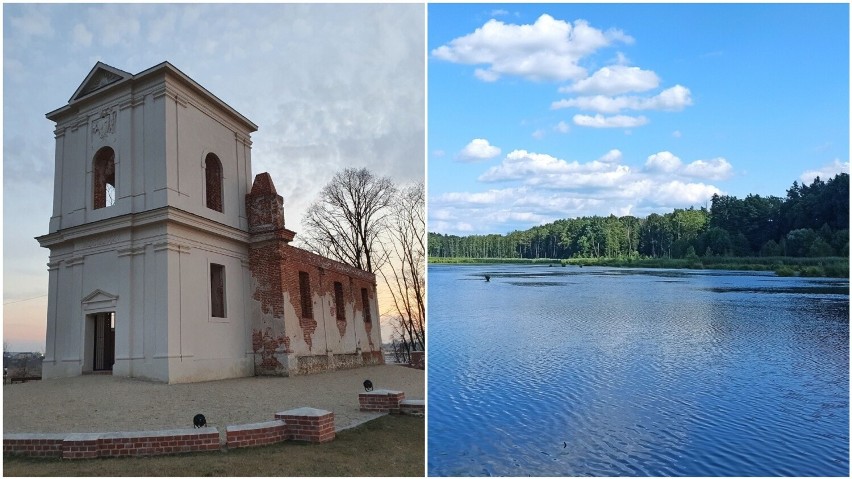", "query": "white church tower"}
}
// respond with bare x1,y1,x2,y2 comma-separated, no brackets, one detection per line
37,62,259,383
